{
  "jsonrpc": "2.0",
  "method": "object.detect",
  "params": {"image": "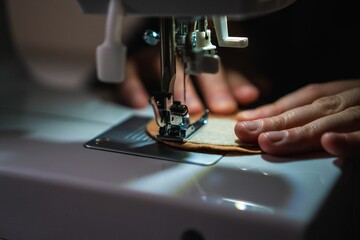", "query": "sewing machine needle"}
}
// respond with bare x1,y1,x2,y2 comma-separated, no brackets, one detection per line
183,65,186,104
